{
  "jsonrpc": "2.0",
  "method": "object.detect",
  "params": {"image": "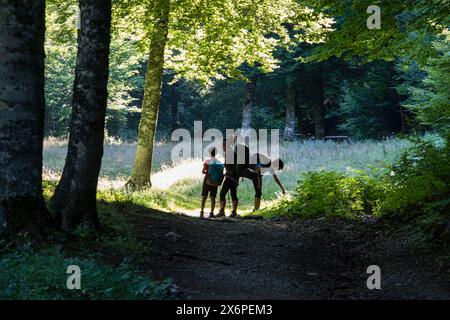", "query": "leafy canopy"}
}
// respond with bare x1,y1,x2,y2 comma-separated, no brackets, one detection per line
114,0,333,83
304,0,450,64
